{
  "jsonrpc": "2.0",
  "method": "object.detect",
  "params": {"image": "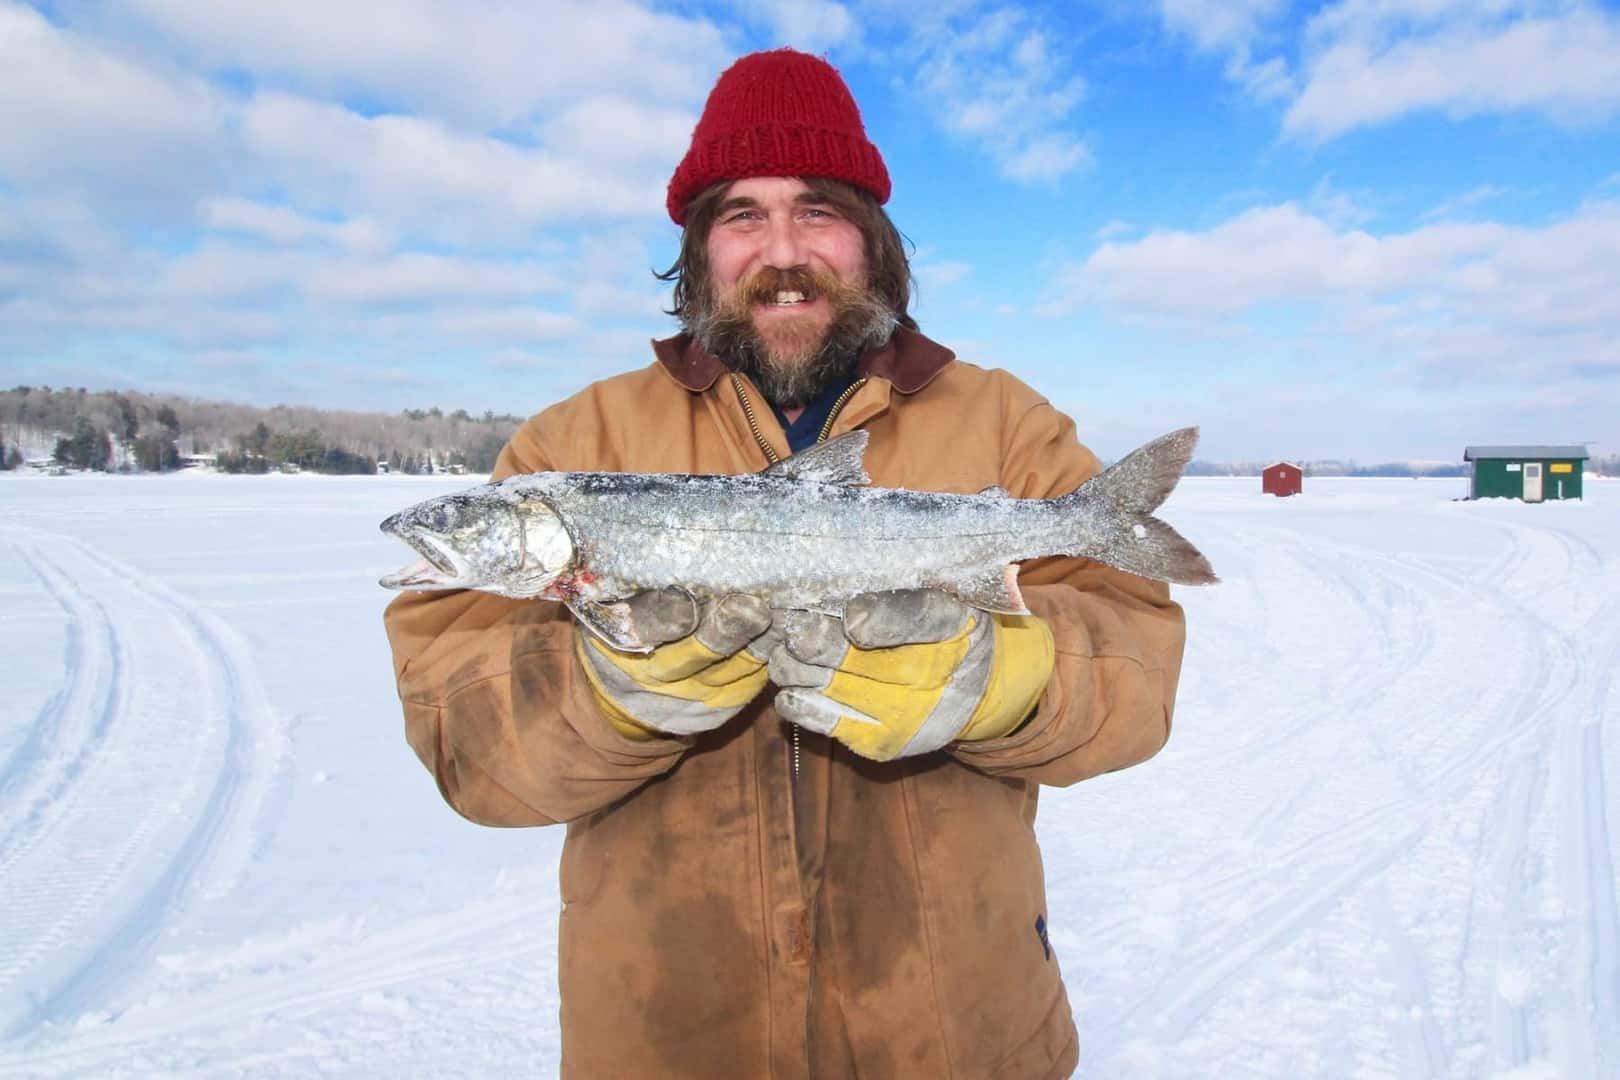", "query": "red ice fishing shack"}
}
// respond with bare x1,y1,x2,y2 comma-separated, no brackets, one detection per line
1262,461,1303,497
